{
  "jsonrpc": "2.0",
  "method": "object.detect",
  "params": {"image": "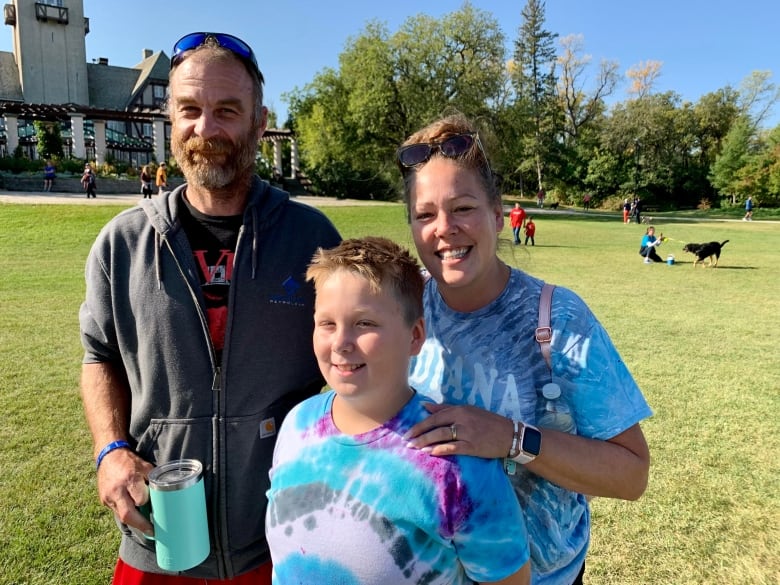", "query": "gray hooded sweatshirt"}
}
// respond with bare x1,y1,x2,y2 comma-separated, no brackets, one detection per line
80,177,341,578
